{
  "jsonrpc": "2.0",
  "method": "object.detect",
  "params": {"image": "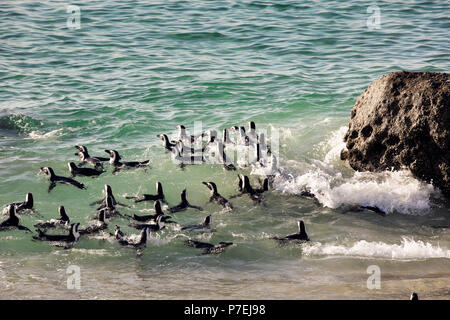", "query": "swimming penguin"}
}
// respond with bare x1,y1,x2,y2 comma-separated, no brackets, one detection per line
181,215,212,231
126,181,166,203
185,239,233,255
410,292,419,300
104,149,150,171
79,210,107,235
40,167,85,192
33,223,80,244
202,182,233,210
129,200,172,223
76,148,105,169
34,205,70,229
75,145,109,162
273,221,310,242
3,192,34,214
129,214,165,232
68,162,105,177
0,205,31,231
157,134,177,151
116,226,150,249
168,189,203,213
